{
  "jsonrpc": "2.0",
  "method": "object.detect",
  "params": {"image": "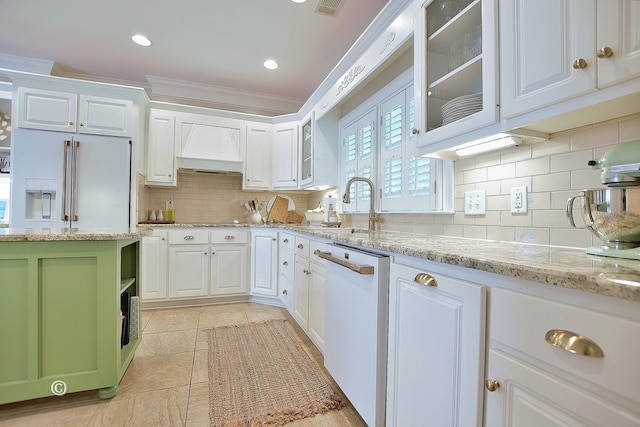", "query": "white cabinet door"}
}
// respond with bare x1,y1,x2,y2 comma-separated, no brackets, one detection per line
250,231,279,297
414,0,499,150
299,113,314,188
597,0,640,88
146,109,177,186
78,95,132,137
307,259,325,353
16,88,133,137
272,123,298,189
485,349,640,427
140,230,168,300
168,244,208,297
244,123,272,190
500,0,597,117
210,245,247,295
278,246,295,310
386,261,486,427
16,87,77,132
293,254,310,329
